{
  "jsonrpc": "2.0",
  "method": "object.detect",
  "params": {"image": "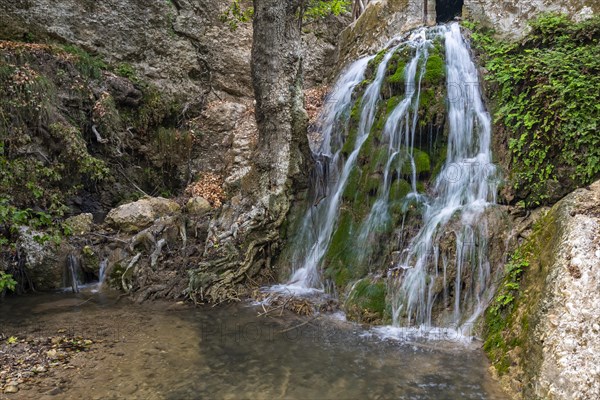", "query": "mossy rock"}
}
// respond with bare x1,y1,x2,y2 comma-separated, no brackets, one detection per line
400,148,431,175
423,53,445,84
323,210,356,288
344,277,389,324
389,179,411,201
